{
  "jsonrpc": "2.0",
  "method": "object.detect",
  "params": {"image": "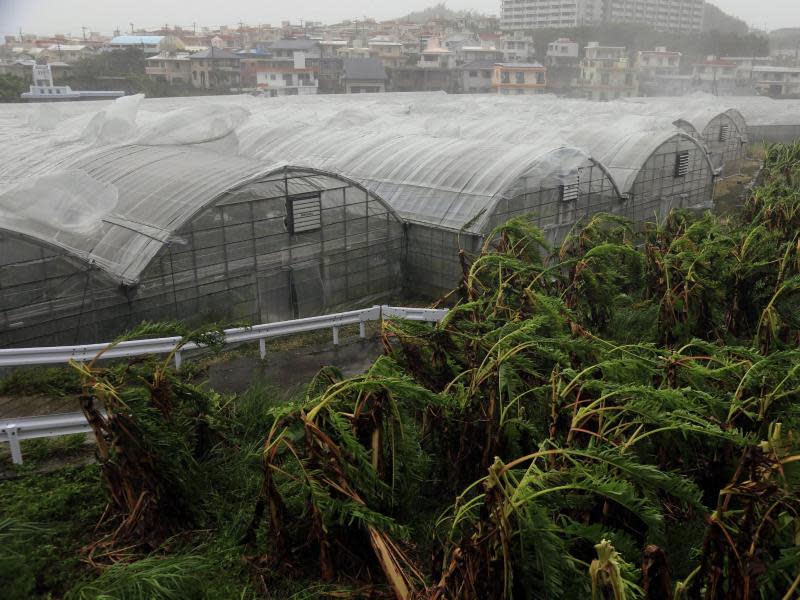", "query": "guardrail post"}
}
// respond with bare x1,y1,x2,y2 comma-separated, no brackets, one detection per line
7,426,22,465
174,351,182,371
359,320,366,338
332,326,339,346
259,338,267,359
